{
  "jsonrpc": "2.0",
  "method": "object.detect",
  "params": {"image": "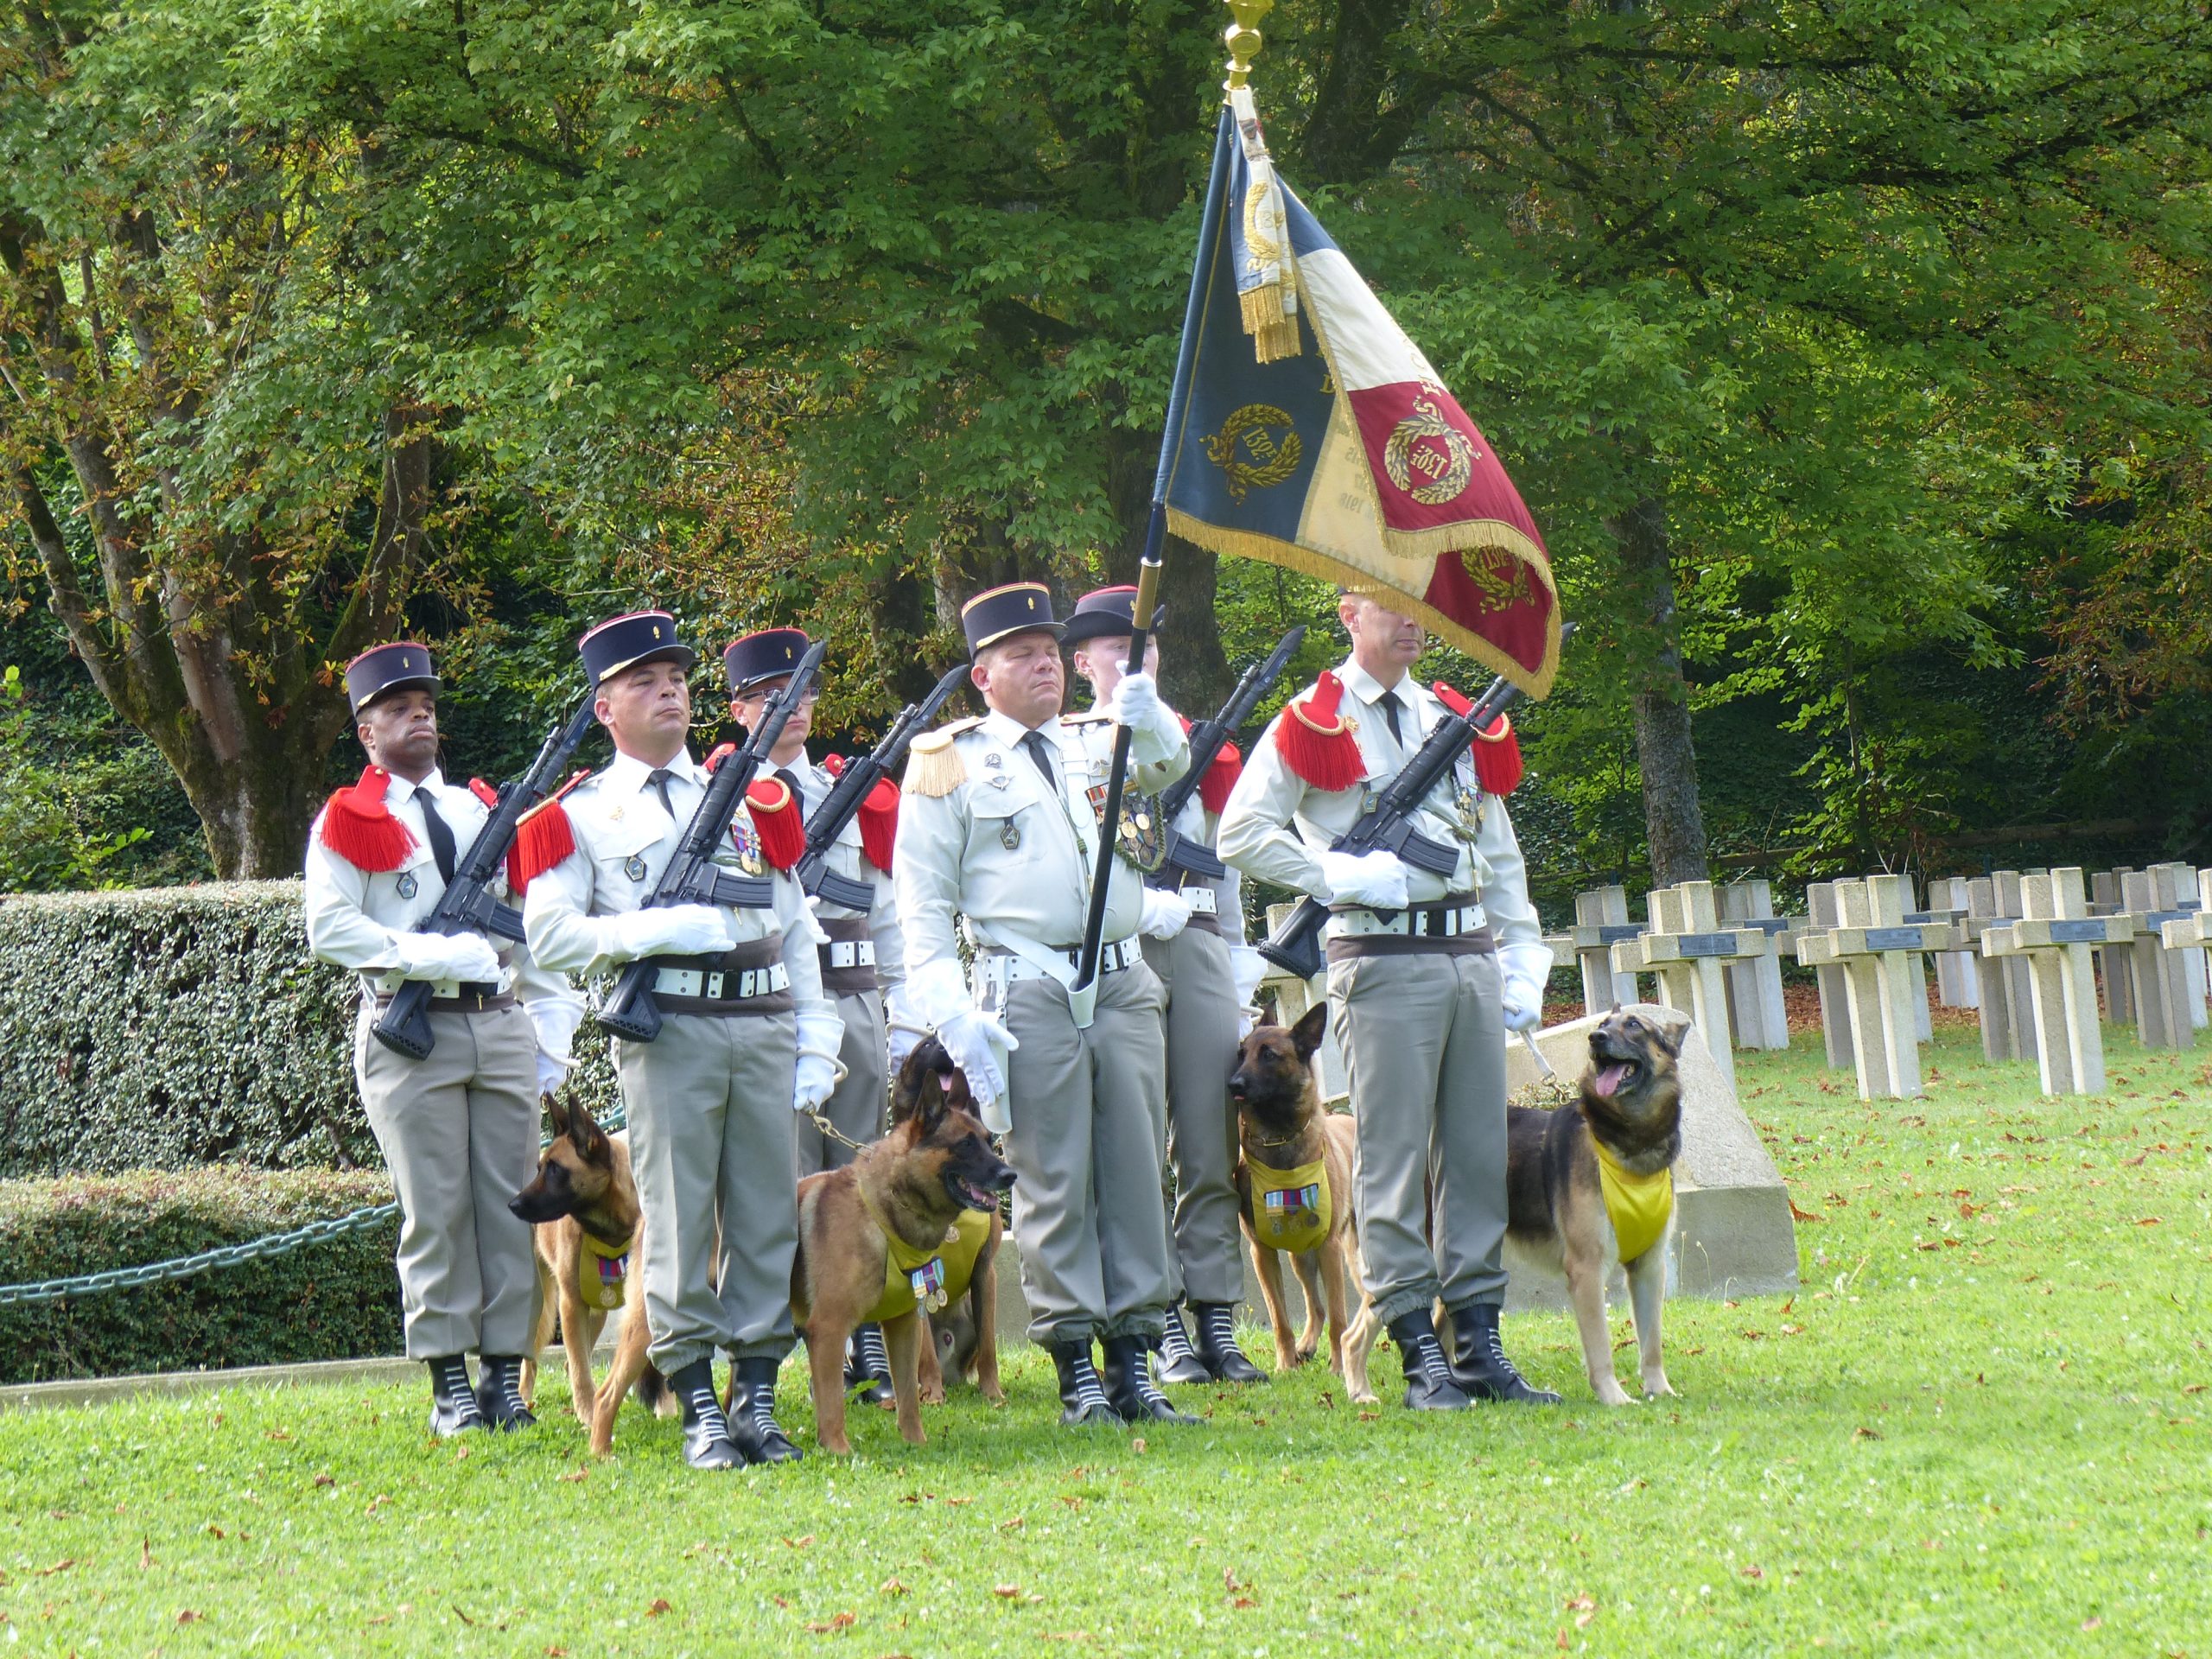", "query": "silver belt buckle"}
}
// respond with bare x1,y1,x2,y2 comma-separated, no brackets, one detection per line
857,941,876,966
661,968,703,998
